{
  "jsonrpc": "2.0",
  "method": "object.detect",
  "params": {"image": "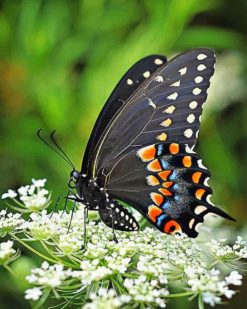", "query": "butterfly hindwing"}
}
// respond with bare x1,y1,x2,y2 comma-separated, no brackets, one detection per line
103,143,234,237
99,199,139,231
81,55,167,174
